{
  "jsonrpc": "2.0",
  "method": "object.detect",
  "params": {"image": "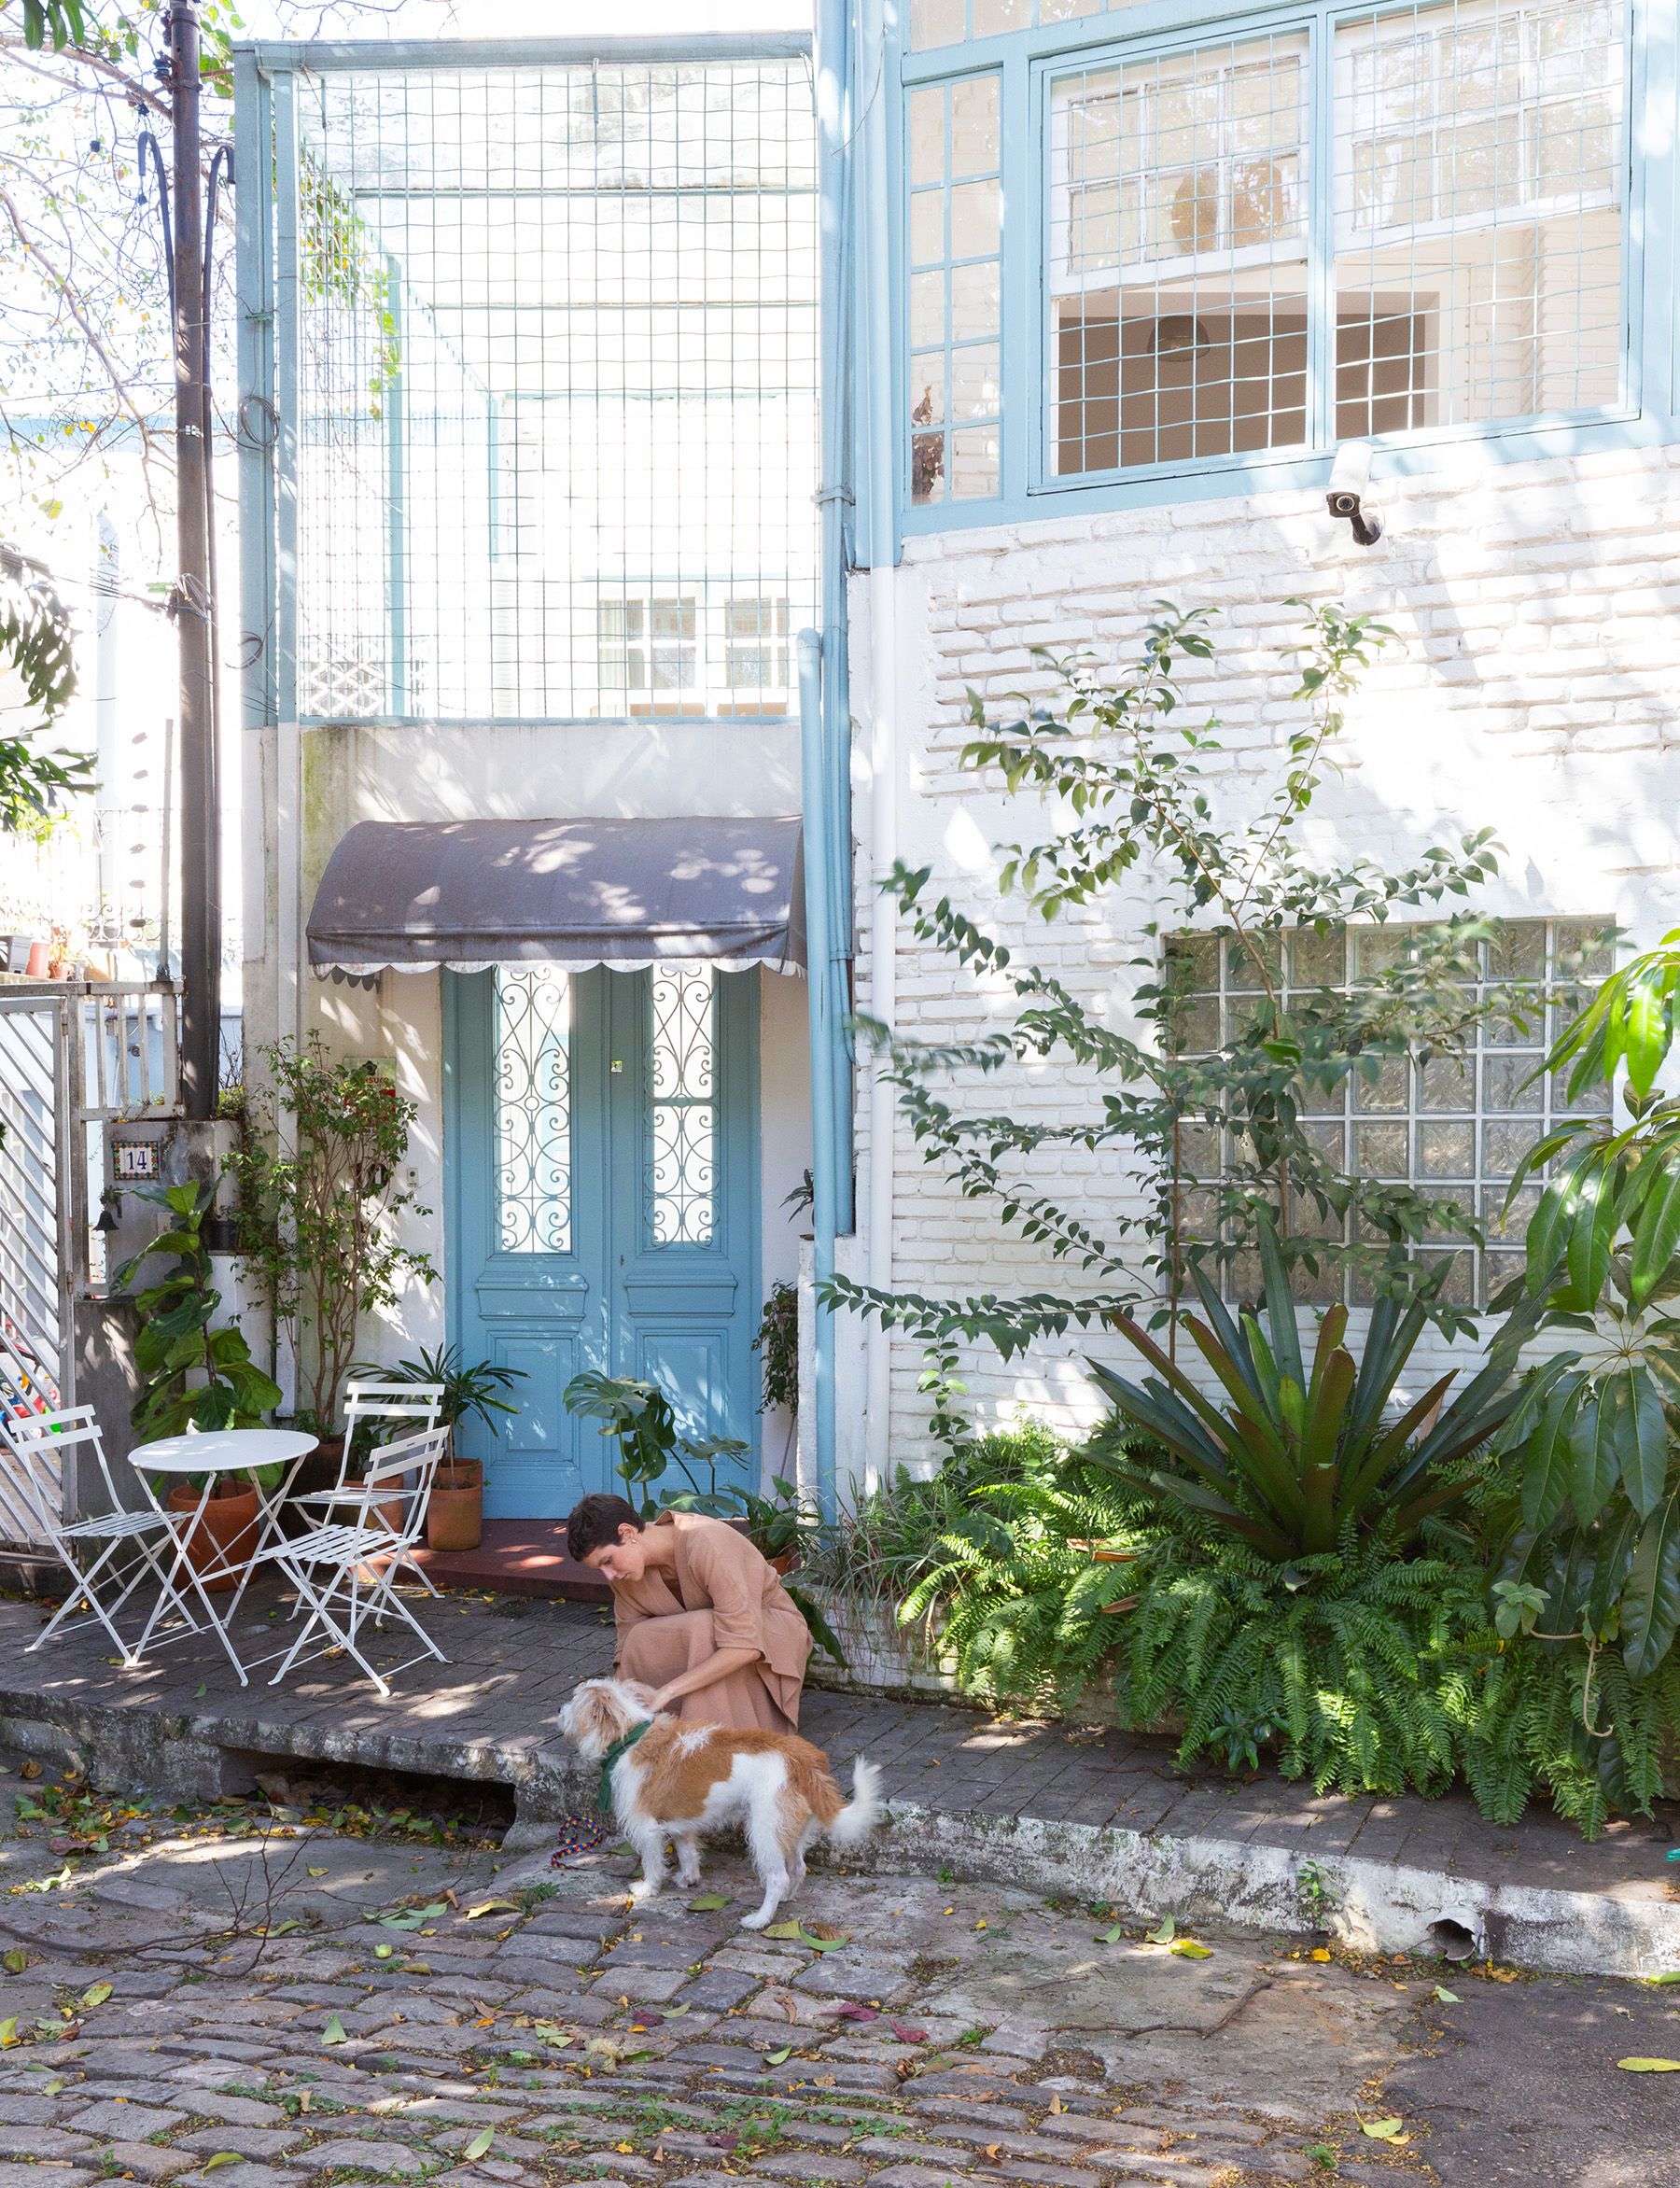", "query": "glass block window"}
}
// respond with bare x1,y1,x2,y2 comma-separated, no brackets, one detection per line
495,965,572,1255
1334,0,1624,431
1049,34,1311,473
908,74,1003,504
648,964,717,1247
1166,919,1612,1310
